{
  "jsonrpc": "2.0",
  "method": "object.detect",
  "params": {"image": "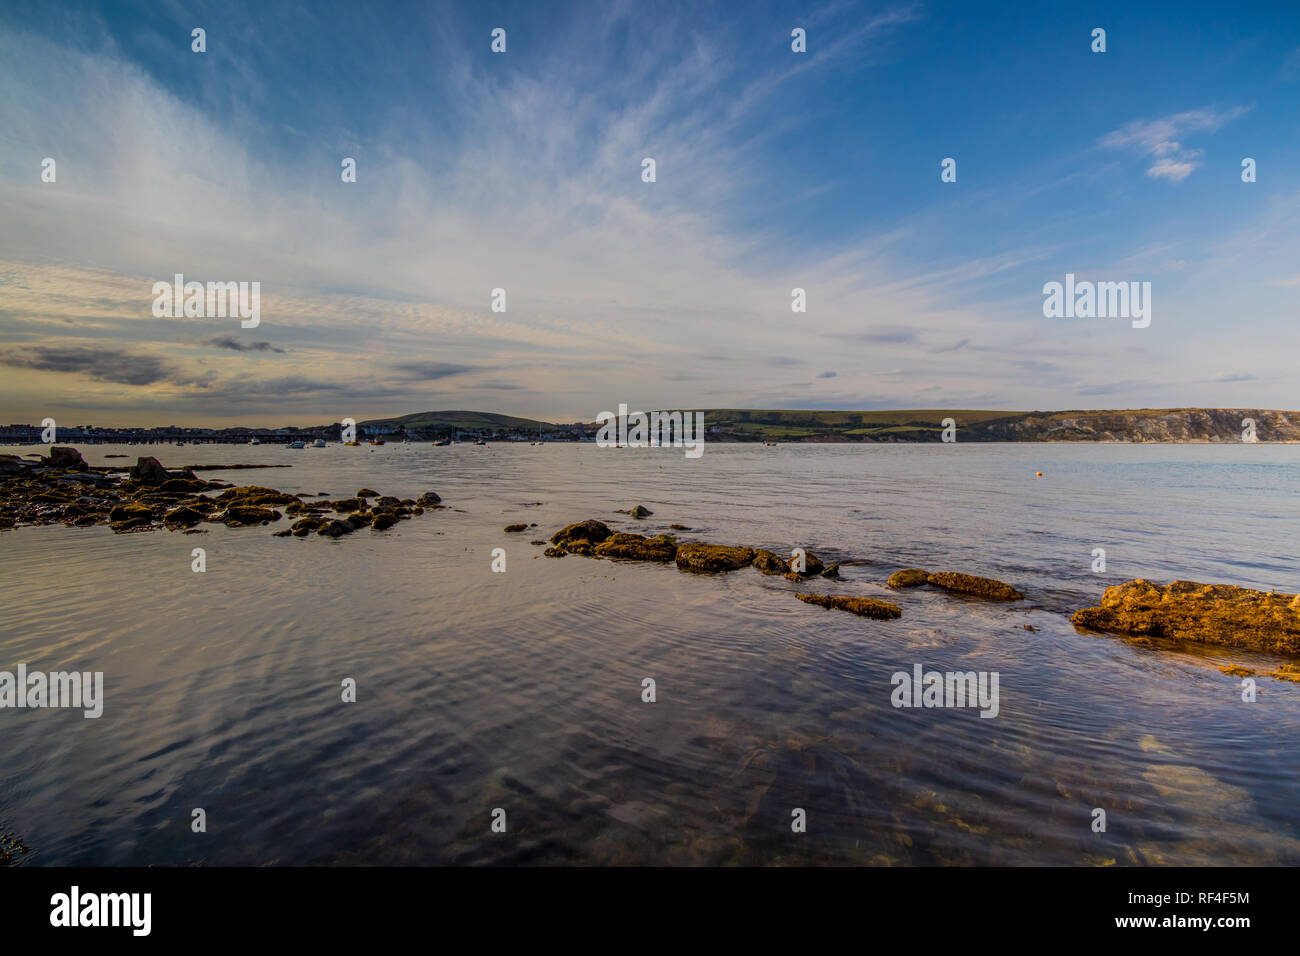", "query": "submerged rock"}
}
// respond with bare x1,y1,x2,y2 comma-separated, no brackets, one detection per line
796,594,902,619
675,542,754,573
629,504,653,518
887,568,930,589
926,571,1024,601
594,532,677,562
417,491,442,506
1072,579,1300,655
504,523,528,532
